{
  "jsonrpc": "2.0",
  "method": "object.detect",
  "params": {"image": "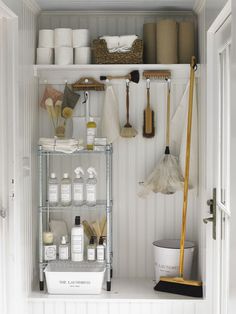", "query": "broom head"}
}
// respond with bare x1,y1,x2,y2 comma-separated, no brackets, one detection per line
154,276,203,298
120,123,137,138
